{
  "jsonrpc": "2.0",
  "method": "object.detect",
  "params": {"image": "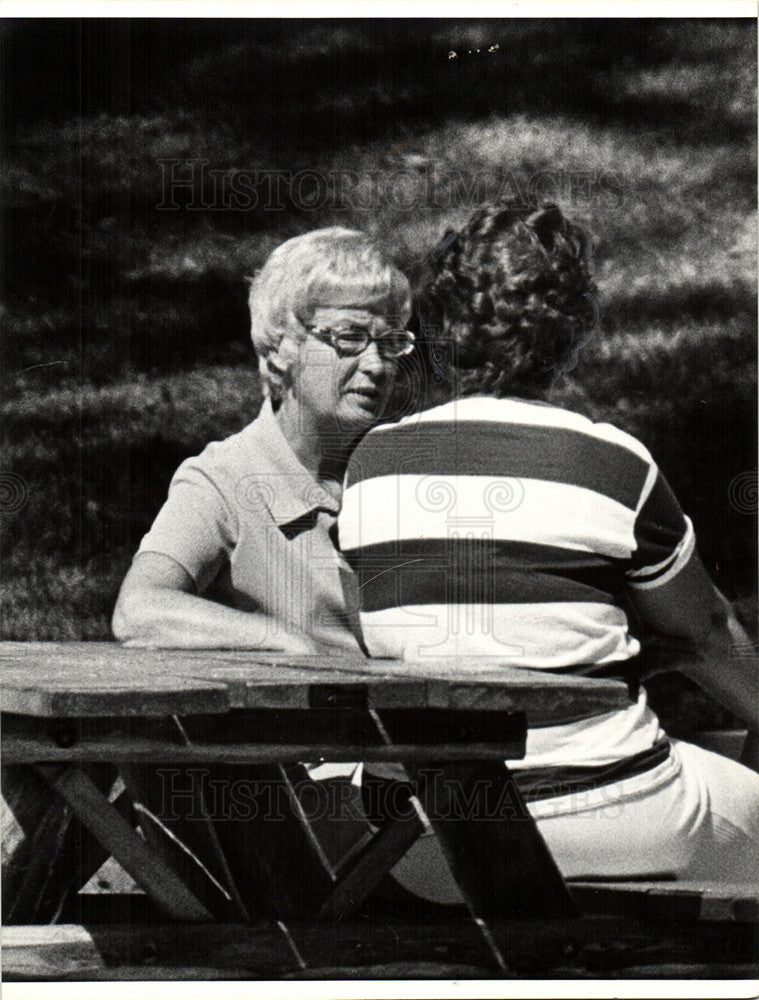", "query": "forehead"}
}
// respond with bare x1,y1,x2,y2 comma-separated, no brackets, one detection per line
310,305,394,326
304,271,408,320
